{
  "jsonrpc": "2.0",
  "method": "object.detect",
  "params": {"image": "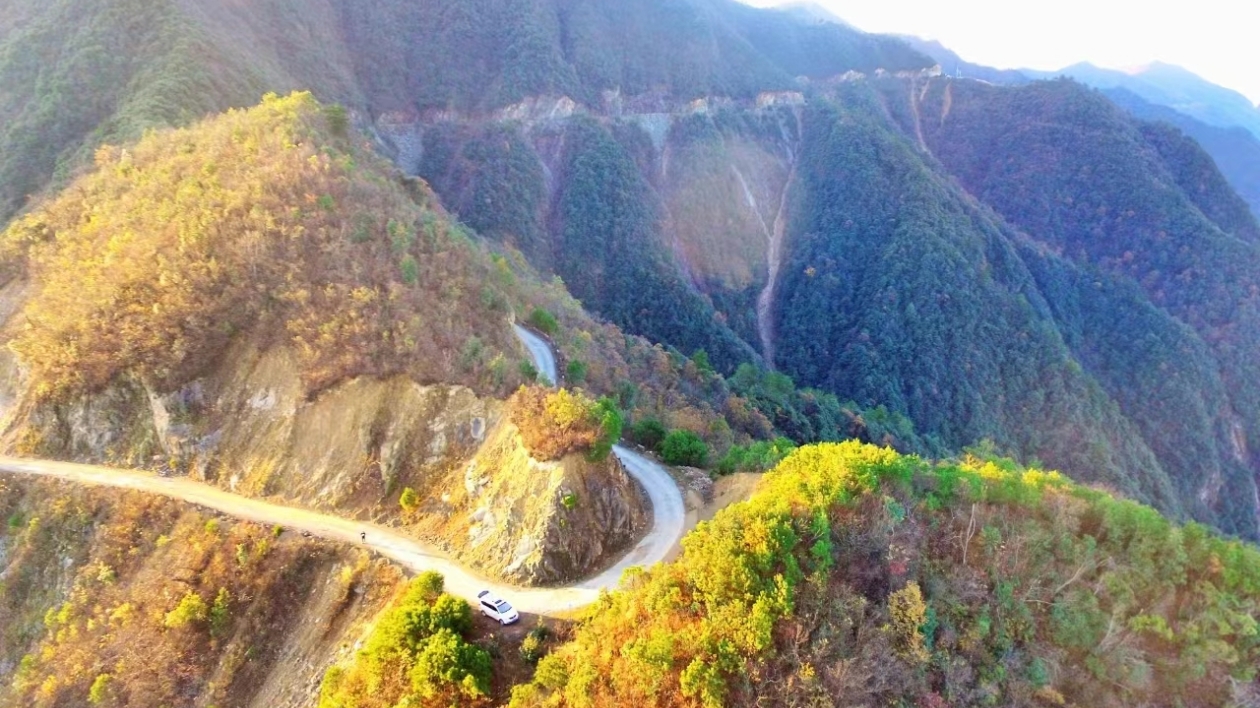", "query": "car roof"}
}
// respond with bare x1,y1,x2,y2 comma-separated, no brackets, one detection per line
478,589,506,604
